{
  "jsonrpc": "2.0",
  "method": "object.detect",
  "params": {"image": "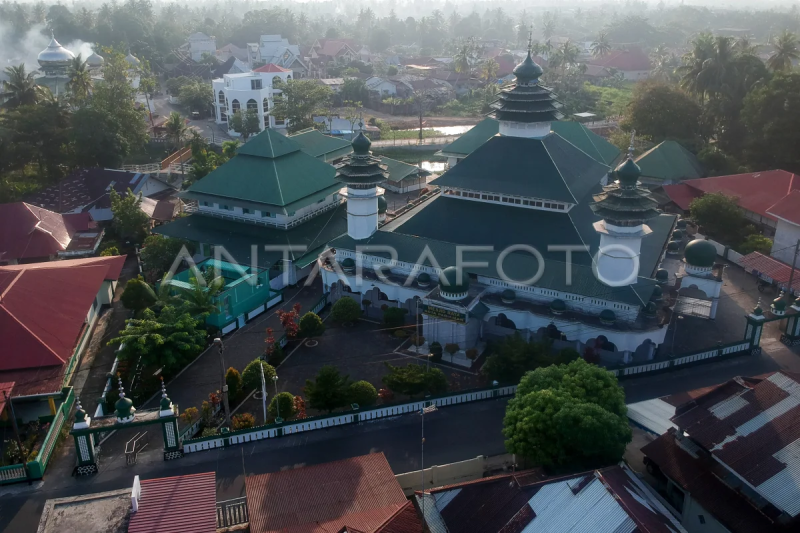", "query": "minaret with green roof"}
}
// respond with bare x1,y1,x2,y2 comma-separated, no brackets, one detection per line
590,151,661,287
490,40,563,138
334,130,388,240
